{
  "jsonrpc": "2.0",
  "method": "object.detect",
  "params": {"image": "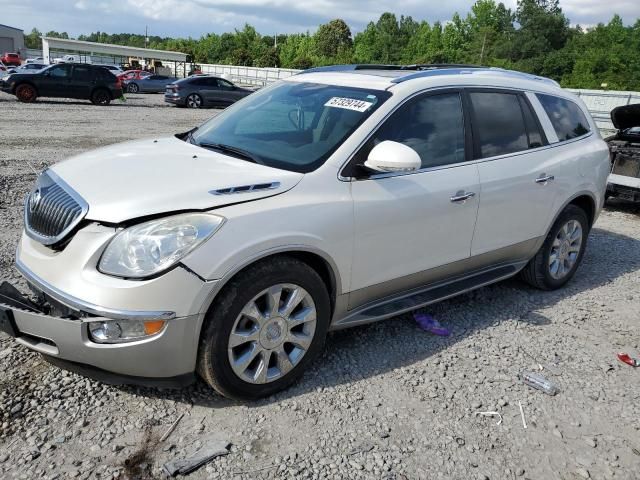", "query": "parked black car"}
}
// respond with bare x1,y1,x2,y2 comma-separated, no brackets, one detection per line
0,63,123,105
164,76,253,108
